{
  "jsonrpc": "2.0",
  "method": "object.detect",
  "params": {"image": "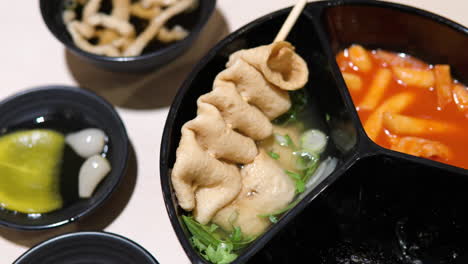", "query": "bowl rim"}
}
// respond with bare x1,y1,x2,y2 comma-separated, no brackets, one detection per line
0,85,129,230
13,231,159,264
322,0,468,34
160,0,468,263
39,0,217,63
